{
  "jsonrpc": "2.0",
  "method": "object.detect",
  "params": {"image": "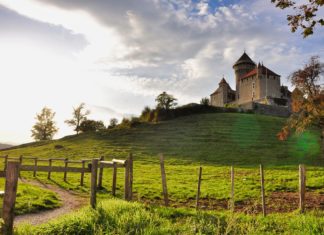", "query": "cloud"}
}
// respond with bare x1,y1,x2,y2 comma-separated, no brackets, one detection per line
0,4,88,56
0,0,323,143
